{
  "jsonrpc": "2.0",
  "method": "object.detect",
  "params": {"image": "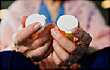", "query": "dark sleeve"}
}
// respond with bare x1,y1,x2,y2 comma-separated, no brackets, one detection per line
80,47,110,70
0,51,39,70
